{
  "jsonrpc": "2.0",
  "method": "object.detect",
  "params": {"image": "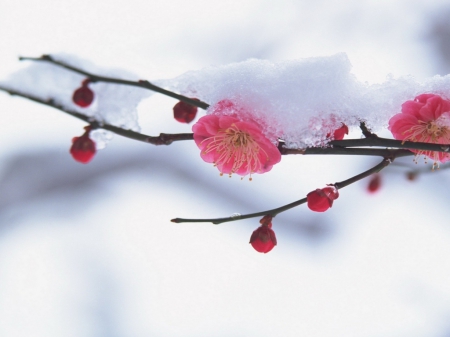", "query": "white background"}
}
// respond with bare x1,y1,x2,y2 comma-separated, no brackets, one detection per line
1,0,450,336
